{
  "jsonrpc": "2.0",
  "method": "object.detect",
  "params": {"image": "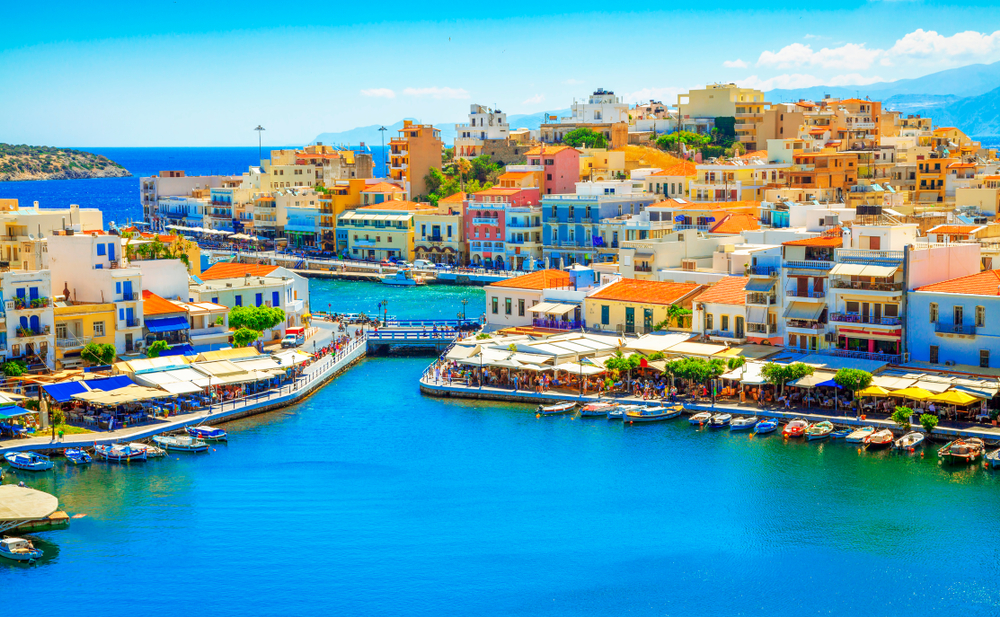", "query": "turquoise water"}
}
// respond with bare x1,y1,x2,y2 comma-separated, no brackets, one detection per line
4,283,1000,614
